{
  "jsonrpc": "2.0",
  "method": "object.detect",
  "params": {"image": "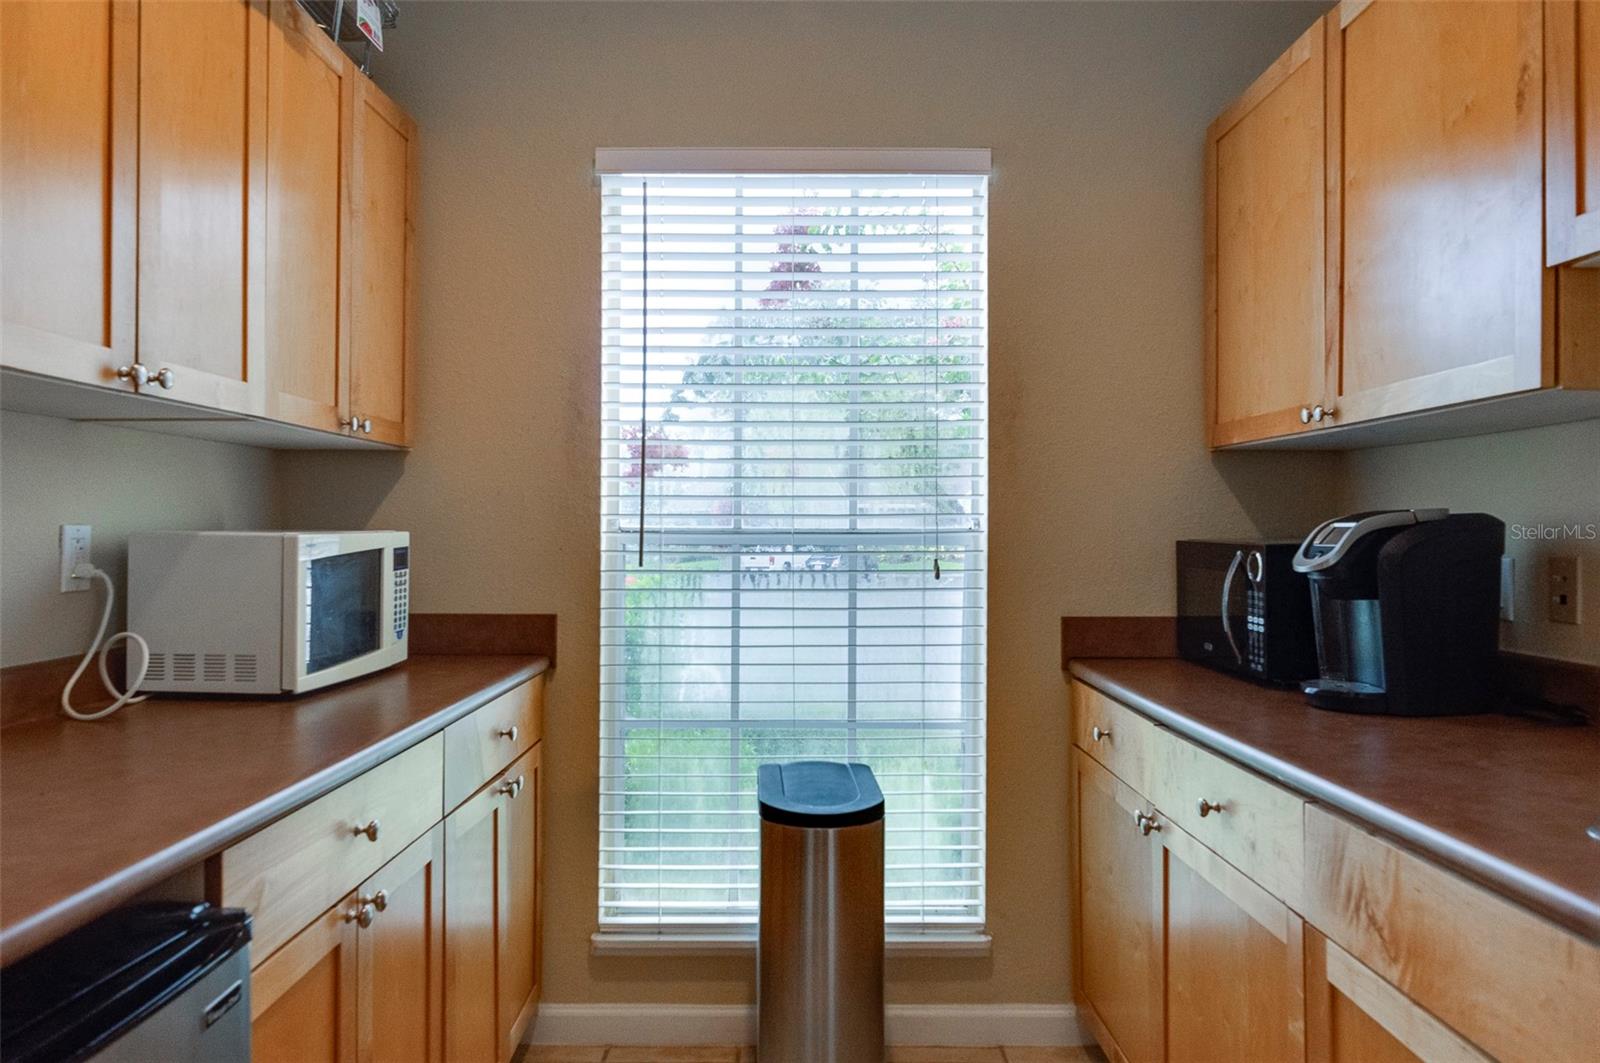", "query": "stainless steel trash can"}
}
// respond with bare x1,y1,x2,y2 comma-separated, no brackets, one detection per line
758,760,885,1063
